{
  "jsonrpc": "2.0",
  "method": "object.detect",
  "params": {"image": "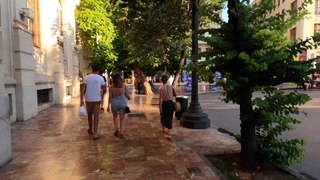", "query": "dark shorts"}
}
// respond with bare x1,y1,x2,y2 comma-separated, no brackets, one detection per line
85,101,101,114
